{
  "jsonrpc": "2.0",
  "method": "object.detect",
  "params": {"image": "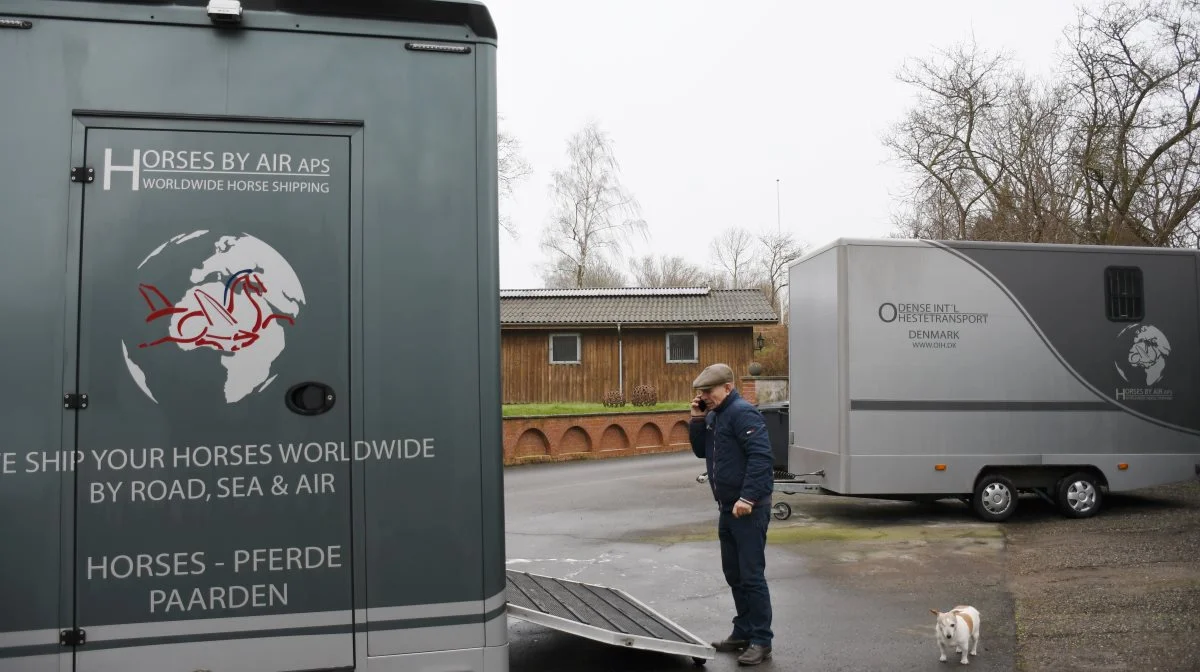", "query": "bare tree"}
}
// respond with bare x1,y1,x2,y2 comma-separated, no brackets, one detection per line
542,255,627,288
709,227,760,288
1065,0,1200,246
539,121,647,288
701,270,731,289
1181,222,1200,248
987,74,1084,243
629,254,707,287
883,0,1200,248
881,38,1014,240
498,119,533,239
888,185,966,240
756,231,807,320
